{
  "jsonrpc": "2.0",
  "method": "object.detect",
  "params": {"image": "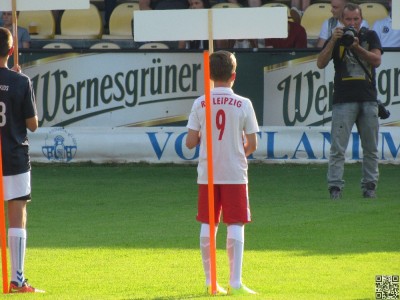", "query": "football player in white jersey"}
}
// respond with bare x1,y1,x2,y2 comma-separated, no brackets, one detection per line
186,50,259,295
